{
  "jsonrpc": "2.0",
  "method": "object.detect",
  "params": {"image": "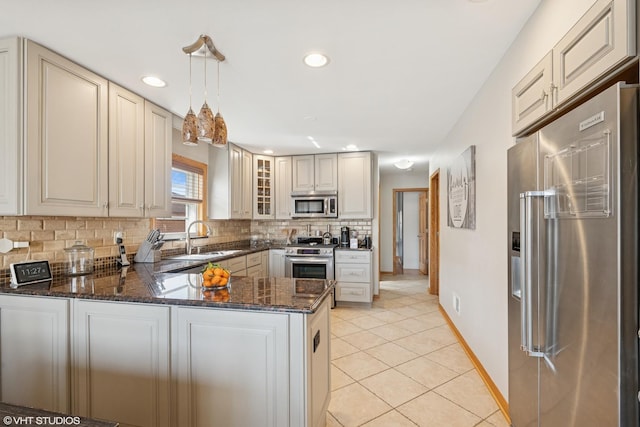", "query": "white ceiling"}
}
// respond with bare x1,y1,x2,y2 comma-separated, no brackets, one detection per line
2,0,541,175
